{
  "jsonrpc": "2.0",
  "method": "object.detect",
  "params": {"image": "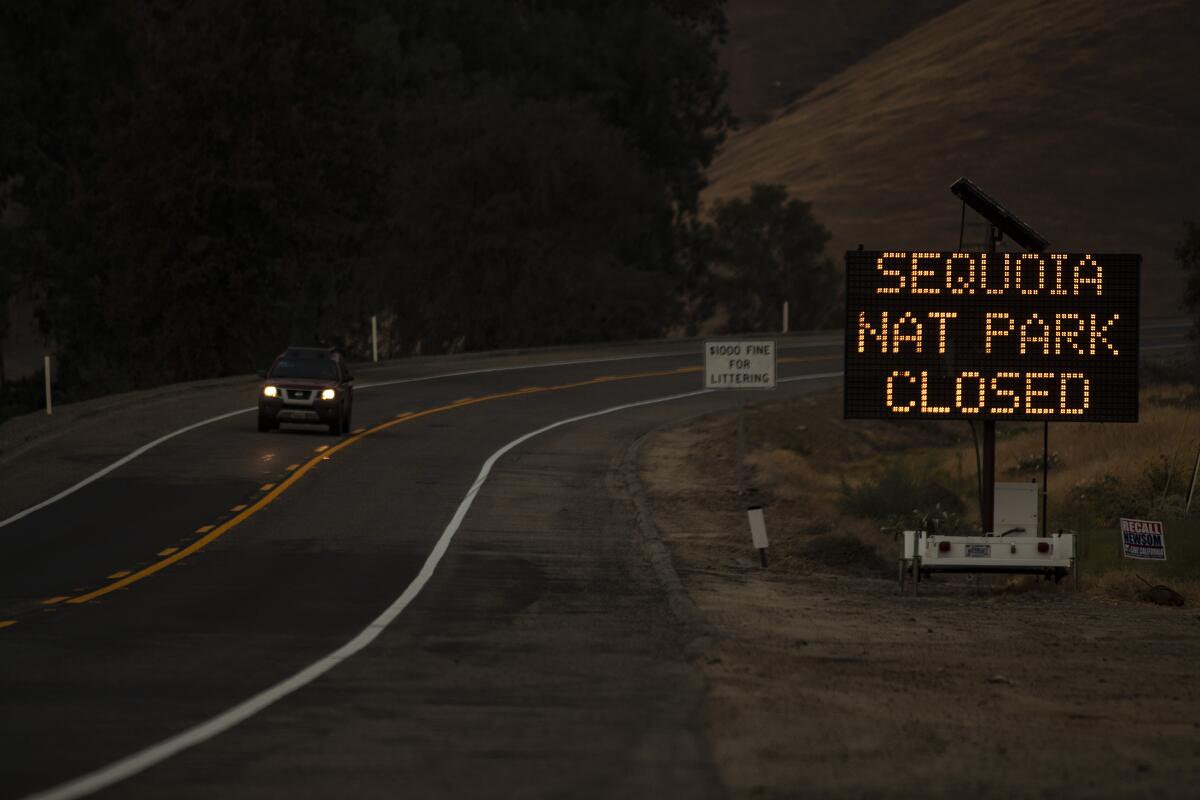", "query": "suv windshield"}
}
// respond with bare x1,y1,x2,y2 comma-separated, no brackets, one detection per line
271,358,338,380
